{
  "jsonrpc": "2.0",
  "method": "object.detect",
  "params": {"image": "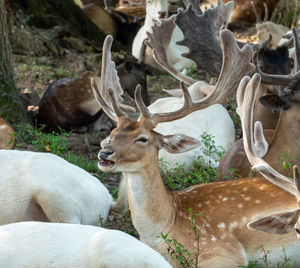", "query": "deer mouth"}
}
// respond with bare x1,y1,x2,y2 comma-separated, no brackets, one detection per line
99,159,115,167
